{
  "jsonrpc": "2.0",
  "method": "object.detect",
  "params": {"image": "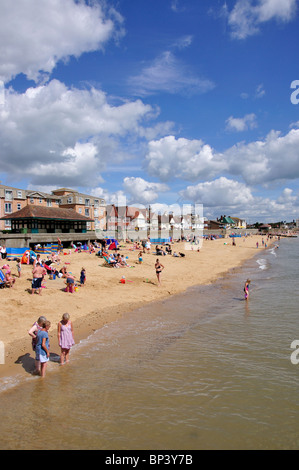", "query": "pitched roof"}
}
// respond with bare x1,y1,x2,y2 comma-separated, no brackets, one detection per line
26,190,59,200
208,220,222,225
1,205,93,221
221,216,235,224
